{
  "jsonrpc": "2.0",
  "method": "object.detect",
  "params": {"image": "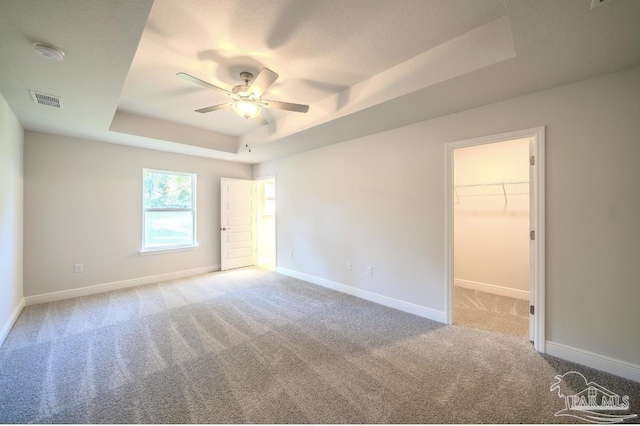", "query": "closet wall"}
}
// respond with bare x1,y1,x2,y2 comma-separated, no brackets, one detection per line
453,138,530,297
